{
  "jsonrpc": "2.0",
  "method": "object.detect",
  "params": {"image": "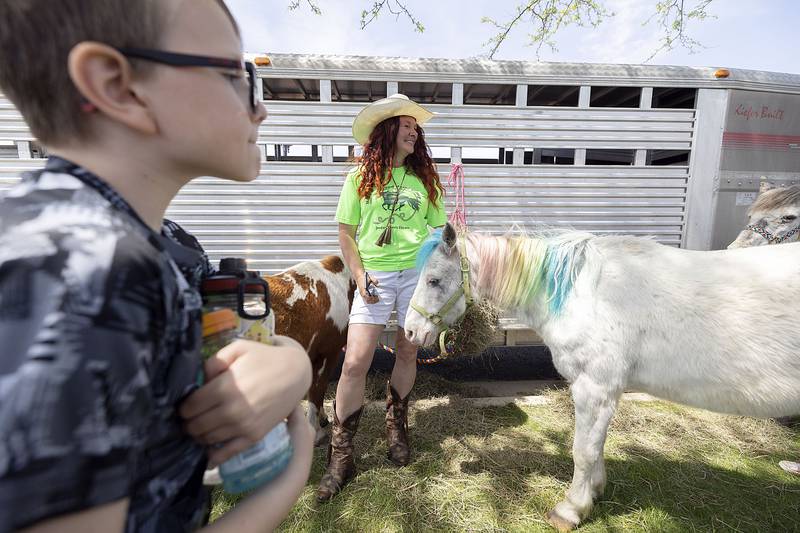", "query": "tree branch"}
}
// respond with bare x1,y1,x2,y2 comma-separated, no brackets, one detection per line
287,0,321,15
482,0,610,60
360,0,425,33
643,0,714,61
285,0,716,63
482,3,536,59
